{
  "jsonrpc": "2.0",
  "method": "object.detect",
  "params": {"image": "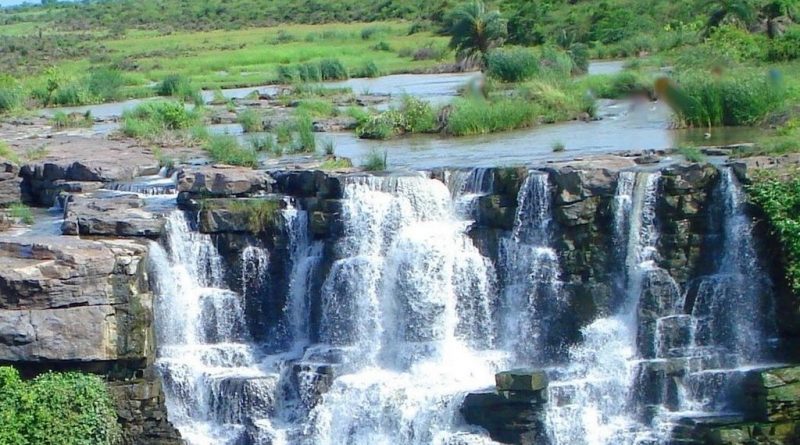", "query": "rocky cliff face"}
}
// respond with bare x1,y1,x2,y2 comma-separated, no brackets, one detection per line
0,236,181,444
